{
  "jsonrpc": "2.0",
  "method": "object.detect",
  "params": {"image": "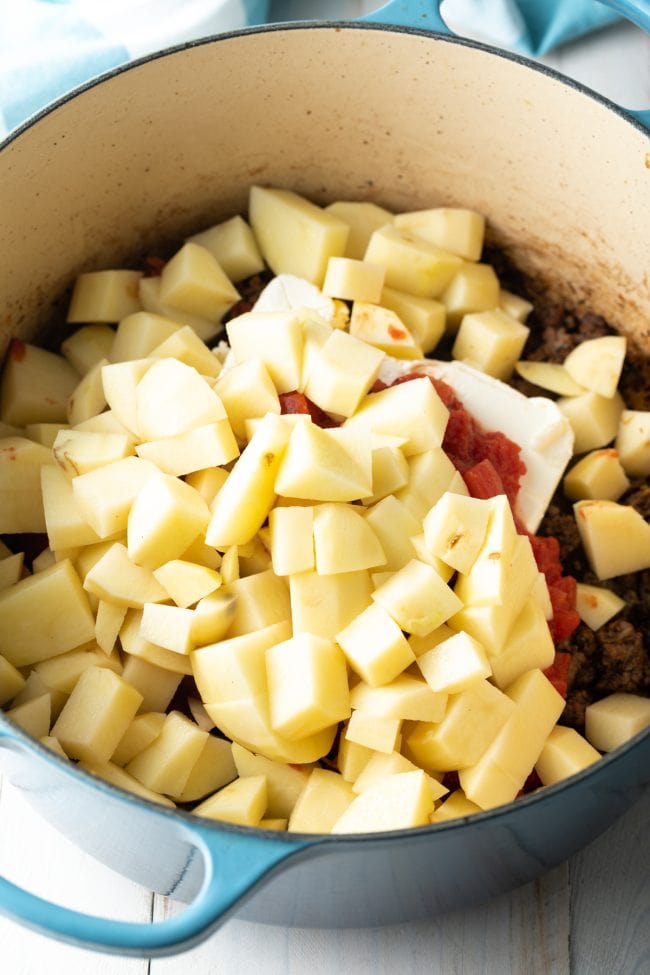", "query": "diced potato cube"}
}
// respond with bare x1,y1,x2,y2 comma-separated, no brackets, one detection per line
267,633,350,740
34,645,121,694
72,455,158,538
53,430,134,477
0,552,24,593
488,600,555,689
109,312,181,363
25,423,69,448
67,270,142,323
422,492,491,573
67,358,109,425
345,711,401,754
126,710,208,798
417,630,491,694
365,225,462,297
563,448,630,501
345,377,449,457
190,590,237,646
574,499,650,579
331,769,434,833
112,711,166,766
84,542,168,607
0,653,26,706
350,675,447,723
576,583,625,630
120,610,192,676
615,410,650,477
324,201,393,260
441,263,500,331
430,789,482,823
0,436,54,533
61,324,115,375
193,775,267,825
380,287,446,354
348,302,422,360
95,599,128,655
290,569,373,641
149,325,222,379
303,328,384,417
153,560,221,609
269,506,315,576
249,186,349,285
275,423,372,502
363,495,419,571
159,242,239,321
52,667,142,764
100,358,153,435
185,468,229,509
337,733,374,782
406,680,515,771
0,560,95,667
121,654,183,713
585,693,650,752
499,290,533,323
313,503,385,574
191,620,291,704
231,741,311,818
177,735,238,802
353,751,448,801
322,257,385,303
288,768,355,833
127,473,210,570
336,601,414,687
226,309,304,394
535,725,601,786
188,215,264,282
206,413,291,548
558,390,624,454
40,735,69,759
79,760,174,807
364,441,409,506
452,309,529,380
395,447,463,523
373,559,463,637
135,358,227,441
563,335,626,399
135,421,238,477
393,207,485,261
139,277,220,341
140,603,196,654
1,341,78,426
514,360,585,396
6,693,51,739
40,465,100,549
215,358,281,442
224,569,291,637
